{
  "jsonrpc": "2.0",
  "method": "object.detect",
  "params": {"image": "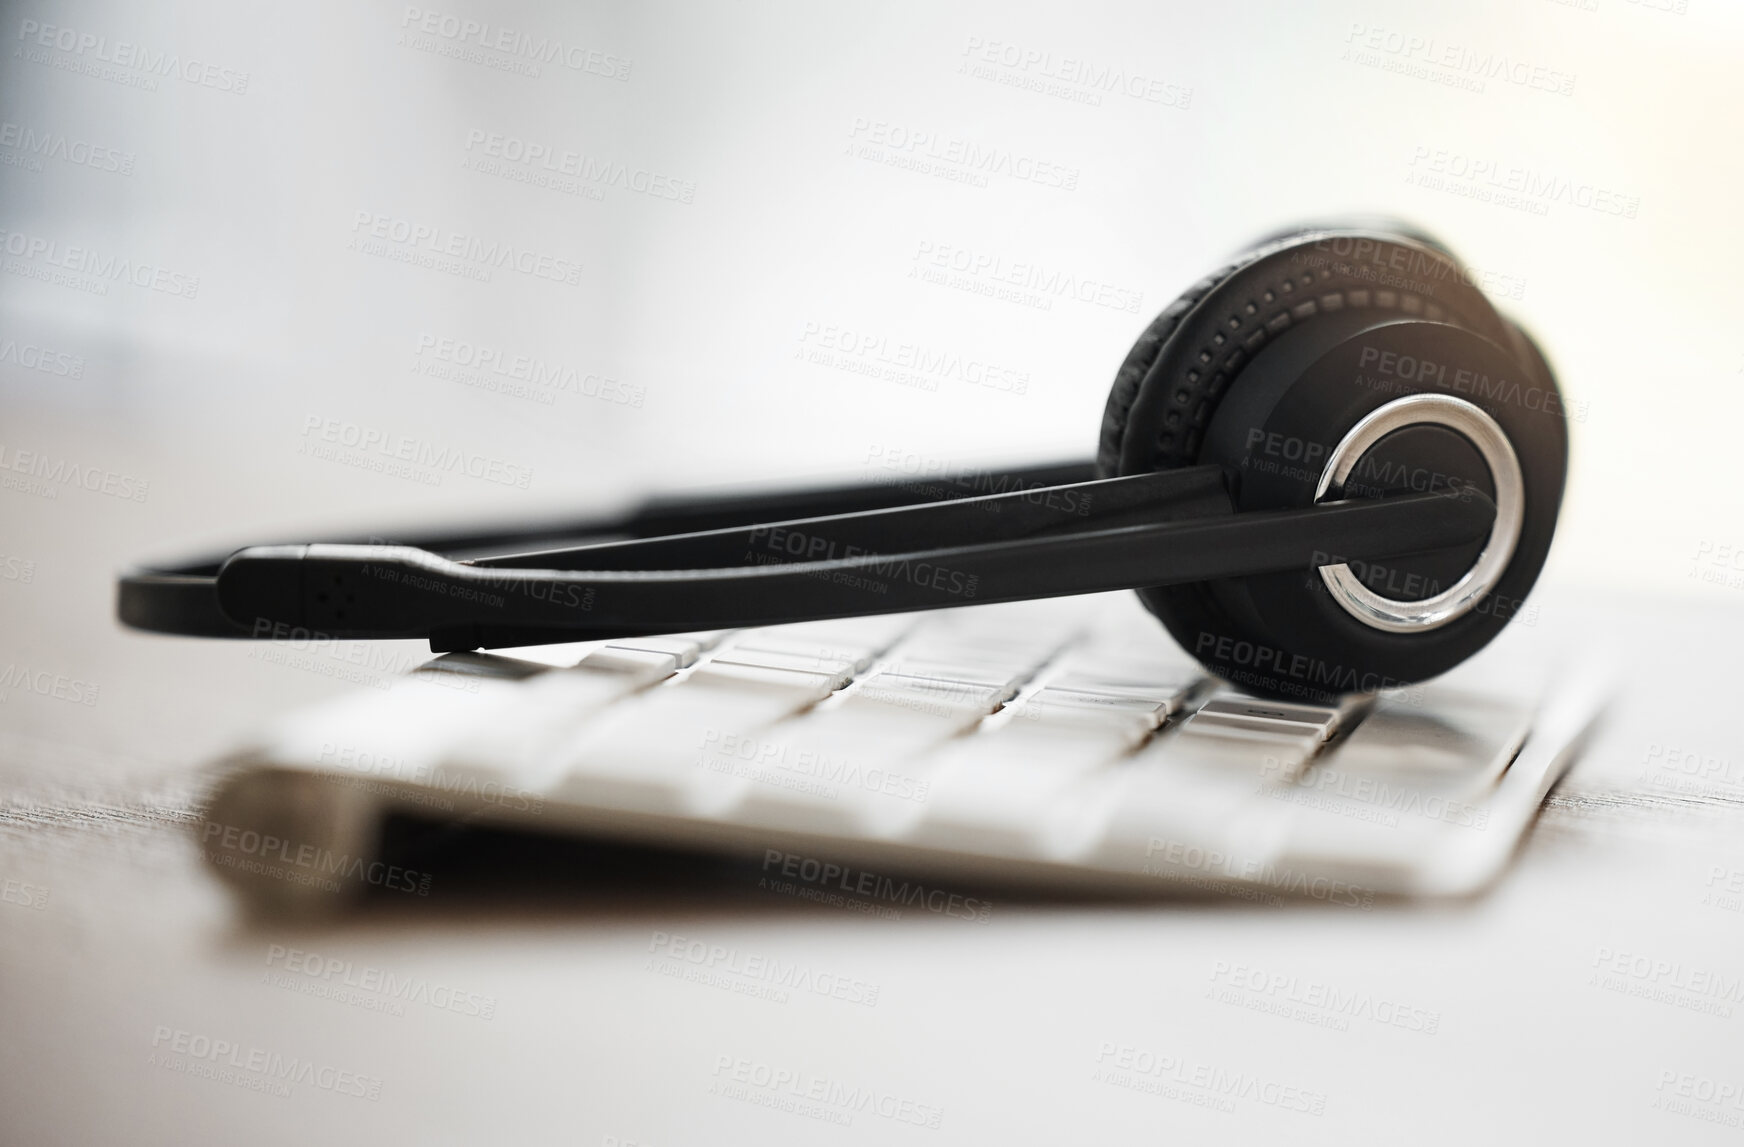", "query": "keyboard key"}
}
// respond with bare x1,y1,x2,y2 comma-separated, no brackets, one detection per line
1296,692,1533,805
878,658,1043,694
1024,685,1173,720
1196,694,1363,739
707,647,866,680
546,660,848,815
686,659,850,697
435,651,682,789
906,723,1144,855
465,643,591,670
850,671,1012,717
1271,692,1536,870
1070,731,1299,874
1048,670,1198,699
1009,693,1163,744
1021,675,1197,727
415,652,551,681
1188,708,1328,740
259,674,533,793
710,669,1029,835
715,707,953,835
877,657,1022,687
601,632,727,669
575,646,684,682
1170,722,1322,785
549,704,773,817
